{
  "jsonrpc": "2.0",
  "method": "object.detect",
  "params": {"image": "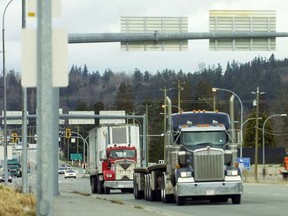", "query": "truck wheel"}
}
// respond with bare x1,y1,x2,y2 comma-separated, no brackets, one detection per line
176,195,185,206
231,195,241,204
134,176,144,199
134,184,139,199
151,190,157,201
104,186,110,194
97,176,104,194
91,177,98,194
144,175,151,201
161,176,174,203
